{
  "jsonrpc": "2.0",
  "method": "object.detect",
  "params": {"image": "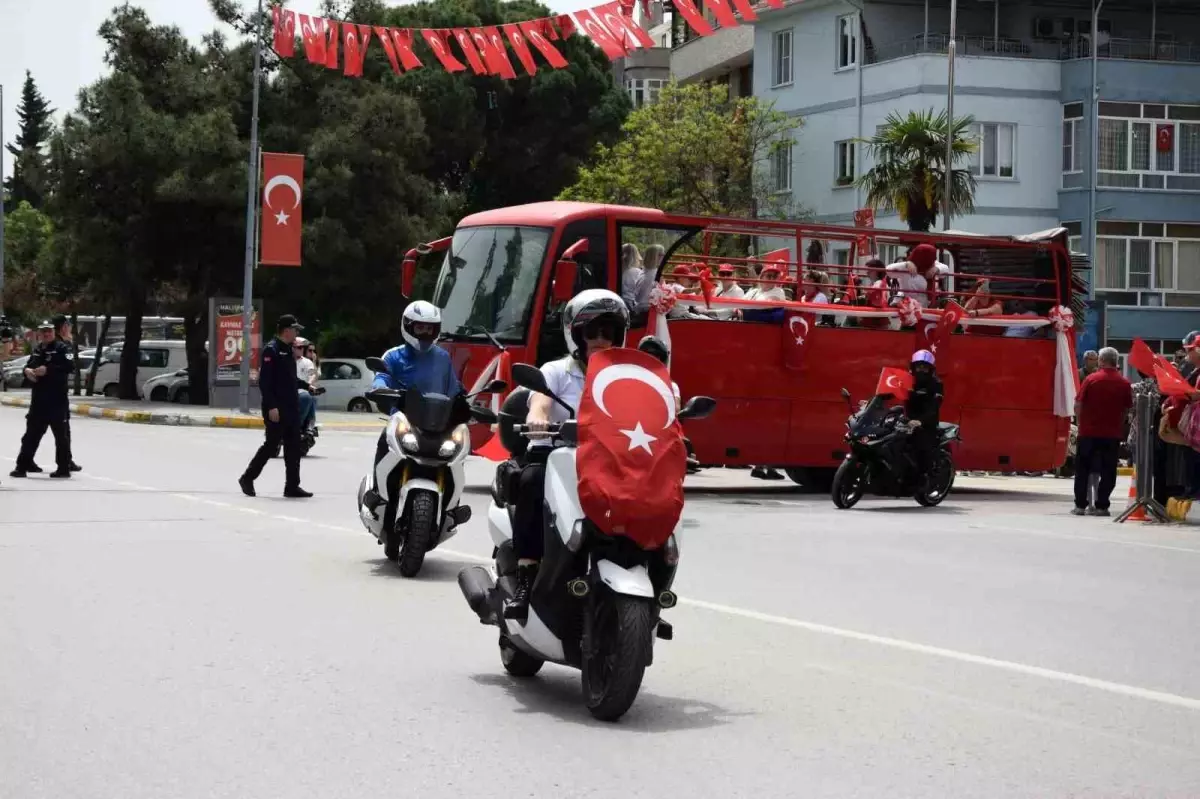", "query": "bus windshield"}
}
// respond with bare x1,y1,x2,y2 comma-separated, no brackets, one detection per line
432,225,552,342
